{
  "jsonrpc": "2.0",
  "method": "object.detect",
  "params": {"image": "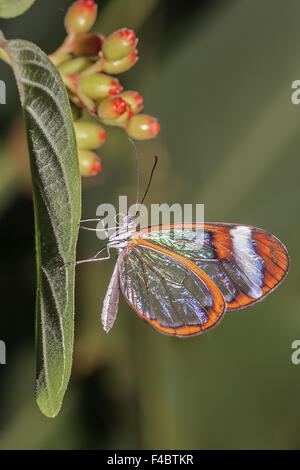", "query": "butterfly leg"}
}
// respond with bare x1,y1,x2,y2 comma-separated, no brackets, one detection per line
80,218,105,223
74,245,112,266
60,246,112,270
79,217,108,238
80,225,120,233
80,218,120,238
